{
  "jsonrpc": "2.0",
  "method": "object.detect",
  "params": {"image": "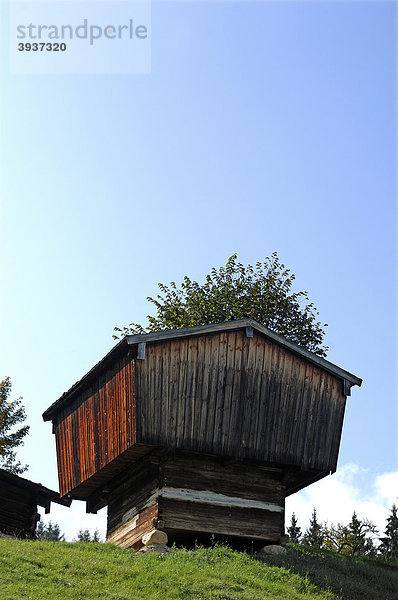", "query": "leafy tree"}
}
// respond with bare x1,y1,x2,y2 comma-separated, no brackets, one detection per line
287,512,302,544
379,504,398,560
323,523,351,554
76,528,102,542
114,253,328,357
0,377,29,474
303,508,324,548
36,520,64,541
323,512,378,557
346,511,378,557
